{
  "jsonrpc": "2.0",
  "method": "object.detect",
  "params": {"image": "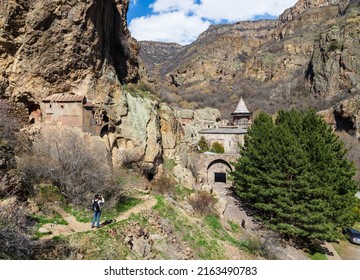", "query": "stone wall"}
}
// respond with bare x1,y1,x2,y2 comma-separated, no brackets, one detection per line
200,132,245,154
192,153,239,185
